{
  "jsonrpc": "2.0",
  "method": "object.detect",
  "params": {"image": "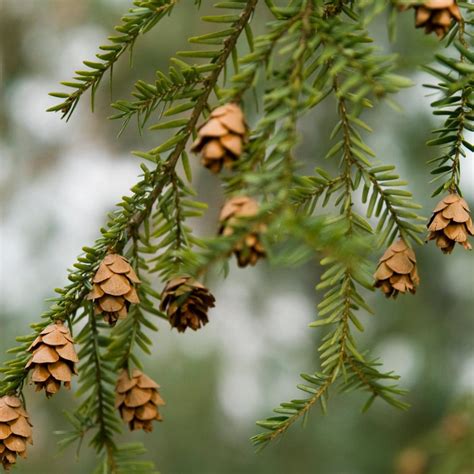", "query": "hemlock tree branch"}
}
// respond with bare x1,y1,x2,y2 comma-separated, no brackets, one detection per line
425,6,473,197
1,1,472,472
250,9,426,445
48,0,183,120
0,0,259,397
